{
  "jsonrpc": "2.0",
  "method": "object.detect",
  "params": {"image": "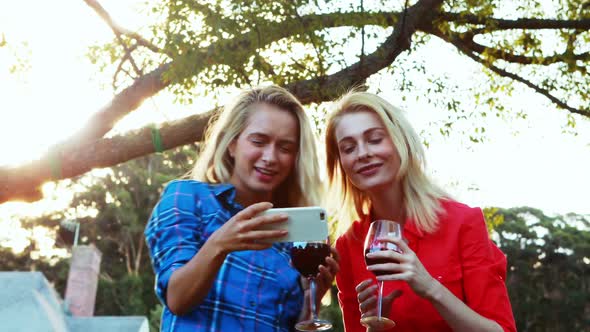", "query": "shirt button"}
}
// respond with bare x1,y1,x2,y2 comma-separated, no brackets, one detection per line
436,275,442,280
249,301,256,307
